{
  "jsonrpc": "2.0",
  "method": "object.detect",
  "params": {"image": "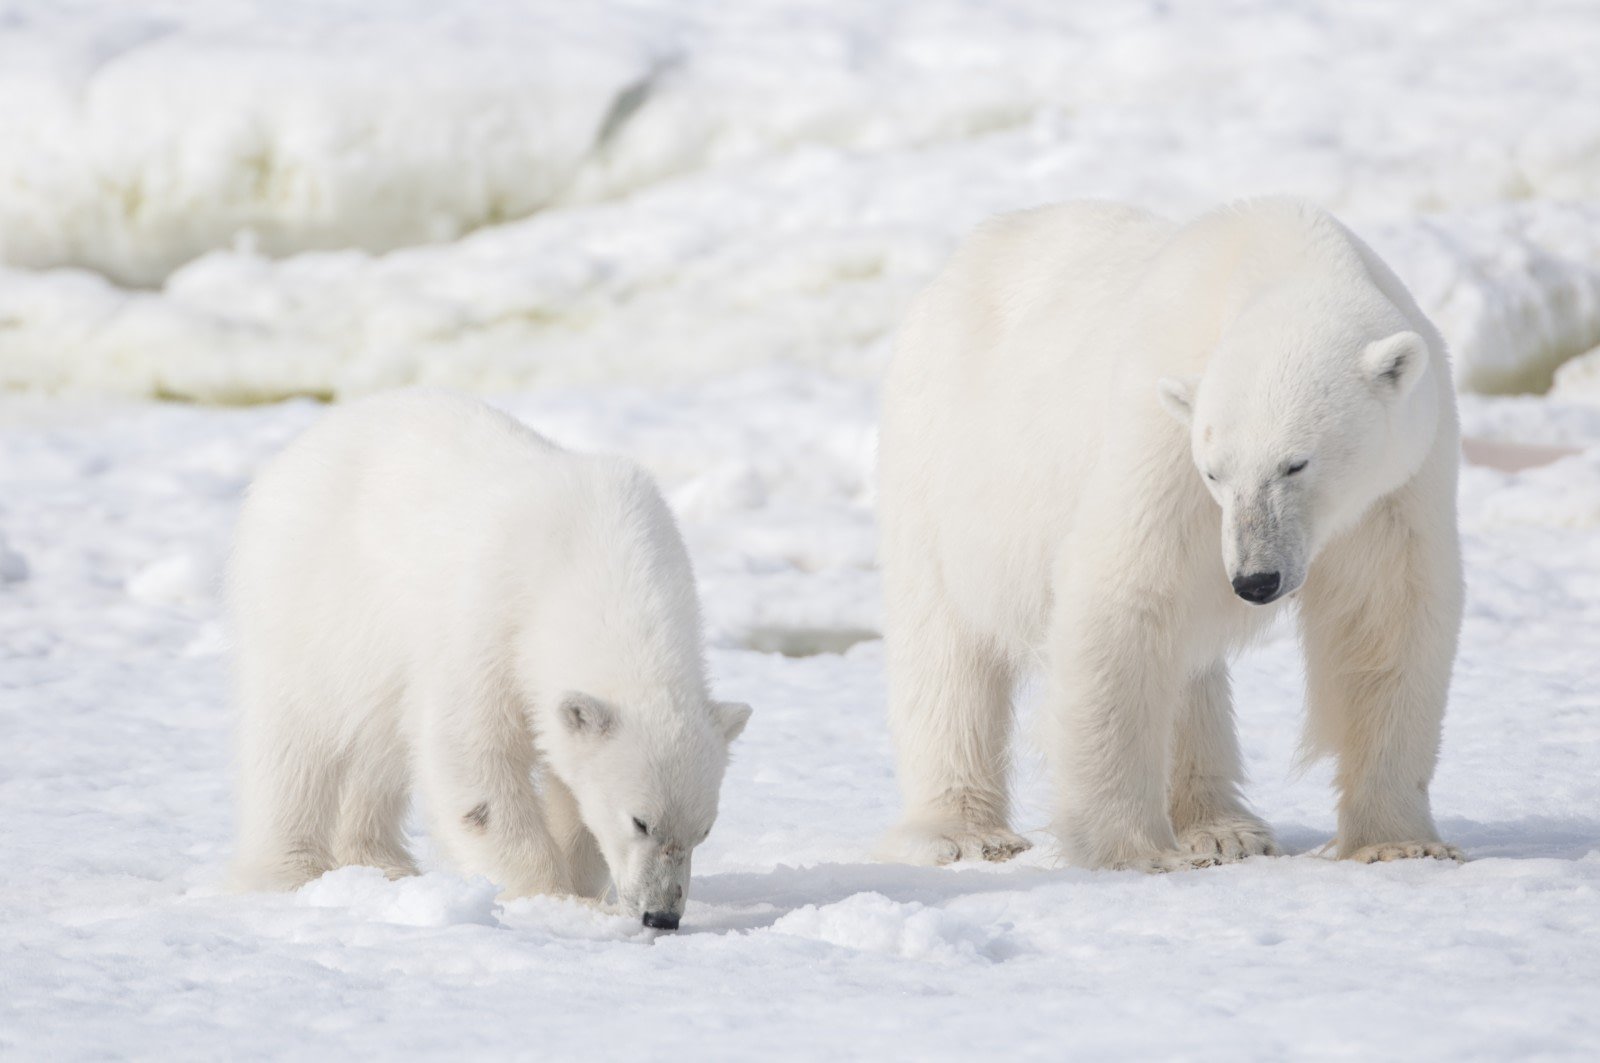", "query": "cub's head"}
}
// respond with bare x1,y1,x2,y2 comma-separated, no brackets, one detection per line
546,692,751,930
1158,314,1439,605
